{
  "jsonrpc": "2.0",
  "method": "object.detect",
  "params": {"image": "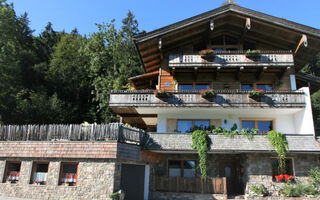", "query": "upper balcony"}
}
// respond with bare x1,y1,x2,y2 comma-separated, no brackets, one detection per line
110,89,305,109
168,50,294,69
